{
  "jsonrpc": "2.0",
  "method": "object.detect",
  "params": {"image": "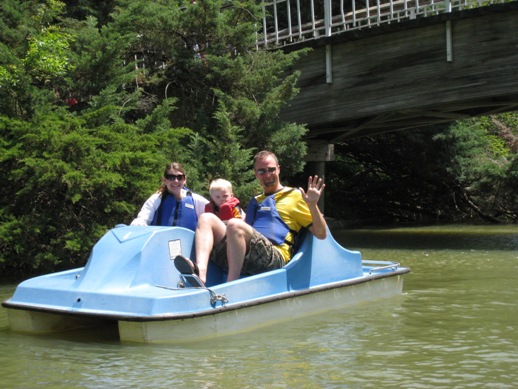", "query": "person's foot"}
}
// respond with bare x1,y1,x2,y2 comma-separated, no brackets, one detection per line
174,255,199,276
